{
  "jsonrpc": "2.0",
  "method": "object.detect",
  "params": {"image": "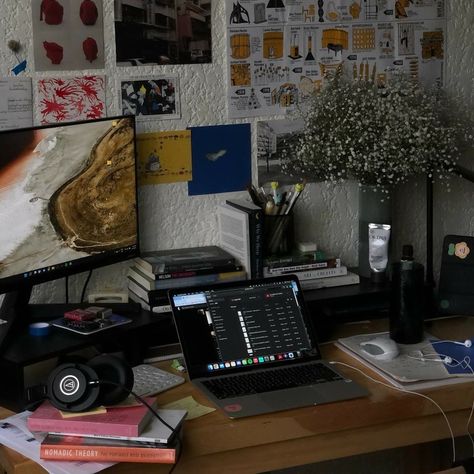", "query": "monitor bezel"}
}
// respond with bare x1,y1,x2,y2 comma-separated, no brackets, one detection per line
0,115,140,295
